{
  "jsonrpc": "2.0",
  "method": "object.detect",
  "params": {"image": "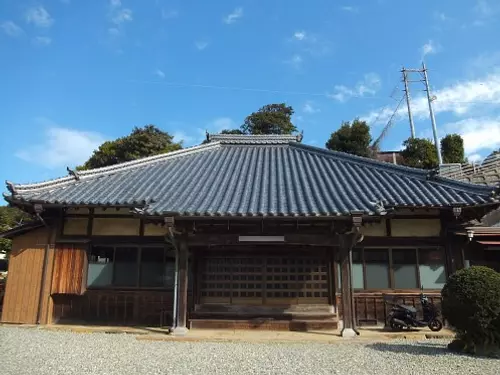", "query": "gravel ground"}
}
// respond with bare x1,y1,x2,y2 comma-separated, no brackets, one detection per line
0,326,498,375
